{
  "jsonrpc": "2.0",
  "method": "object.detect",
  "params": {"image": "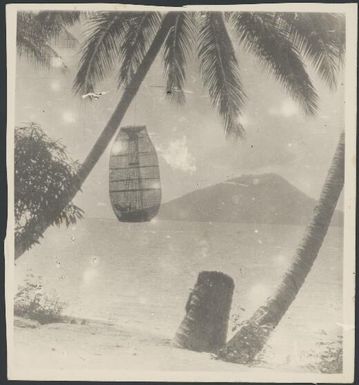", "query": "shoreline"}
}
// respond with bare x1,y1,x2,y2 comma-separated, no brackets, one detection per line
11,315,342,380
